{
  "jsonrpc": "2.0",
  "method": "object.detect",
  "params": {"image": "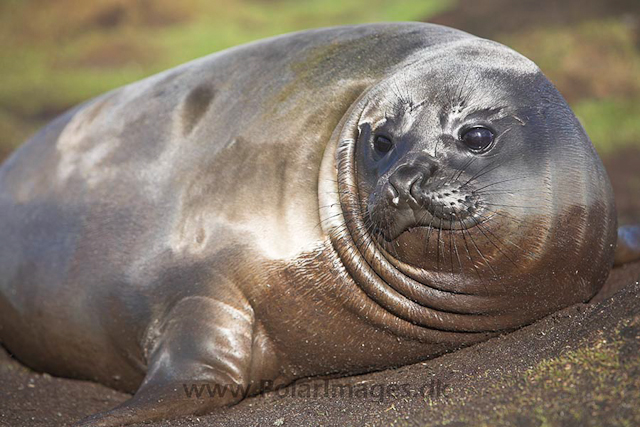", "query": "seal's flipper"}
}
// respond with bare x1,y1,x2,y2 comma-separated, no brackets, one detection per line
76,295,262,426
614,225,640,266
